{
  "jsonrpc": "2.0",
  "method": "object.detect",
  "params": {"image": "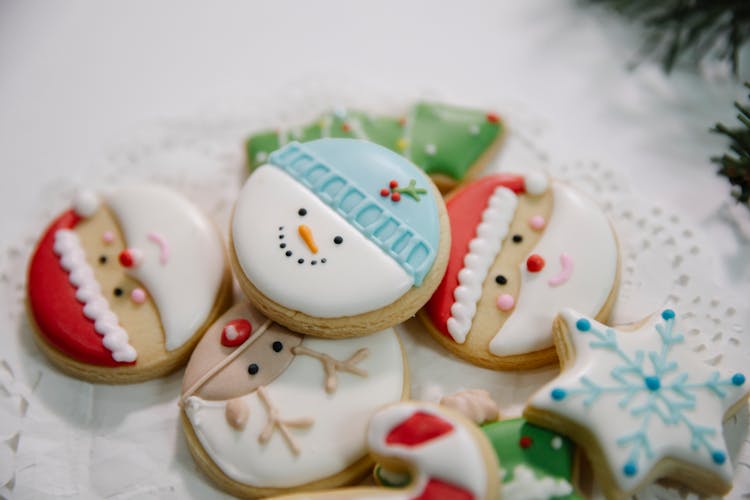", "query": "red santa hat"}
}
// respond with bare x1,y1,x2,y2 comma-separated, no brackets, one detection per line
424,173,548,342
